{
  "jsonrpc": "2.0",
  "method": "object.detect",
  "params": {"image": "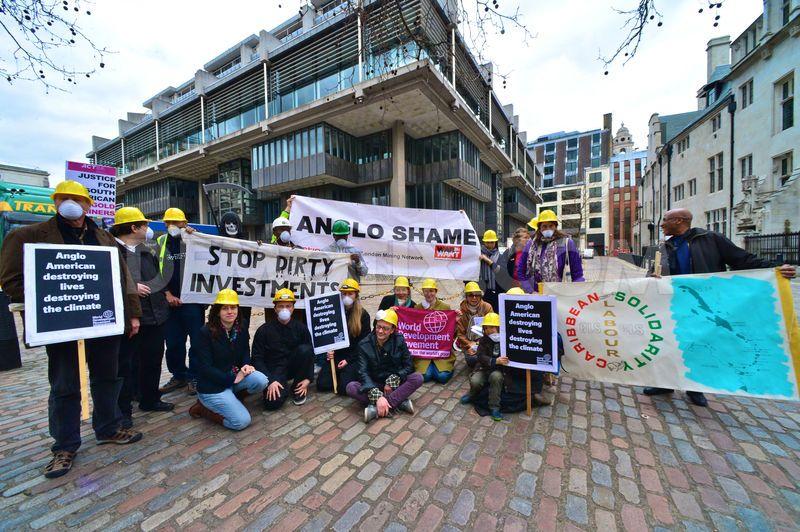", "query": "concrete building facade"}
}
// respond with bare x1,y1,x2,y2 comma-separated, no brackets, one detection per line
0,164,50,188
636,0,799,253
86,0,539,240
